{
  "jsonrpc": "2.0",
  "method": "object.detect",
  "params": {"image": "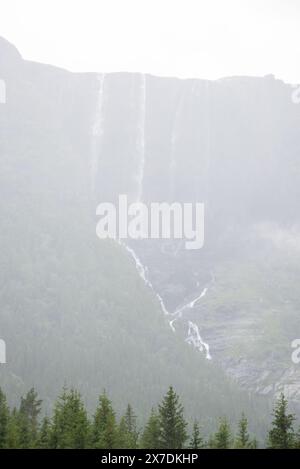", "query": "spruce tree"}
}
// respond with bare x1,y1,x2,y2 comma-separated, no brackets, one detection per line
158,386,188,449
117,416,132,449
250,437,258,449
0,388,9,448
214,417,232,449
235,413,250,449
37,416,51,448
189,421,204,449
50,388,90,449
5,408,20,449
17,409,31,448
93,392,118,448
268,394,295,449
141,409,160,449
123,404,139,448
19,388,42,447
294,428,300,449
207,434,216,449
